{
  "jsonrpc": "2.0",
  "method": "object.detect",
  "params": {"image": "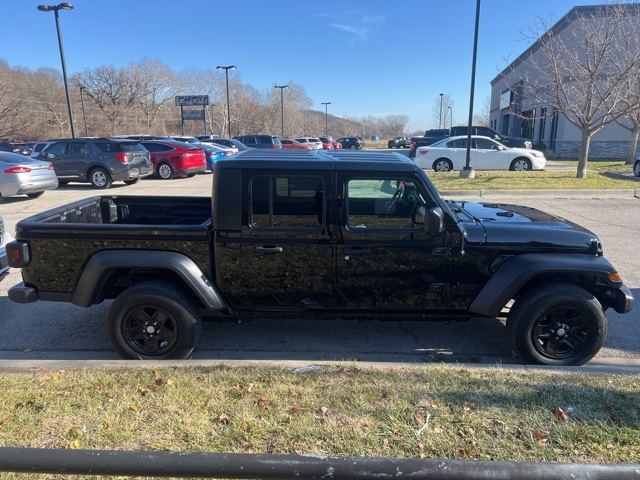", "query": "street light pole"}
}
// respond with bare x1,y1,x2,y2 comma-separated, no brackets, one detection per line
274,85,288,137
38,3,76,139
439,93,444,129
216,65,236,138
321,102,331,137
447,106,452,129
79,86,88,136
462,0,481,179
